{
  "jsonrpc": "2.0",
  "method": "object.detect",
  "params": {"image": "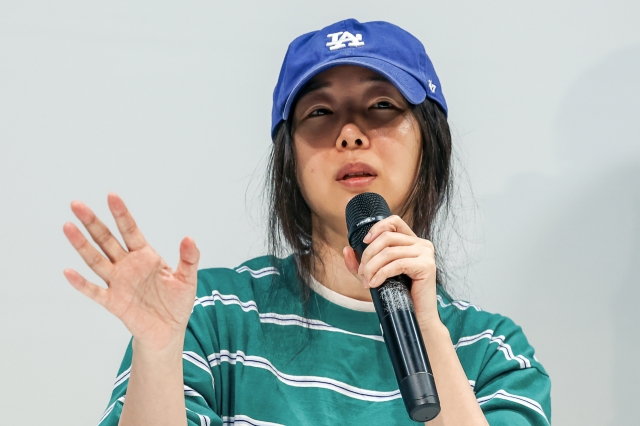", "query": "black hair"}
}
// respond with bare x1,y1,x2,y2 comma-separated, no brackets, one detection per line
266,98,453,309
